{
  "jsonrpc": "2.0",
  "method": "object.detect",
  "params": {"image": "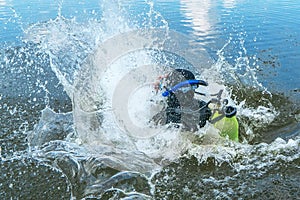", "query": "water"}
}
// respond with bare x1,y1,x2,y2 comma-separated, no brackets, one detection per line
1,0,299,199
